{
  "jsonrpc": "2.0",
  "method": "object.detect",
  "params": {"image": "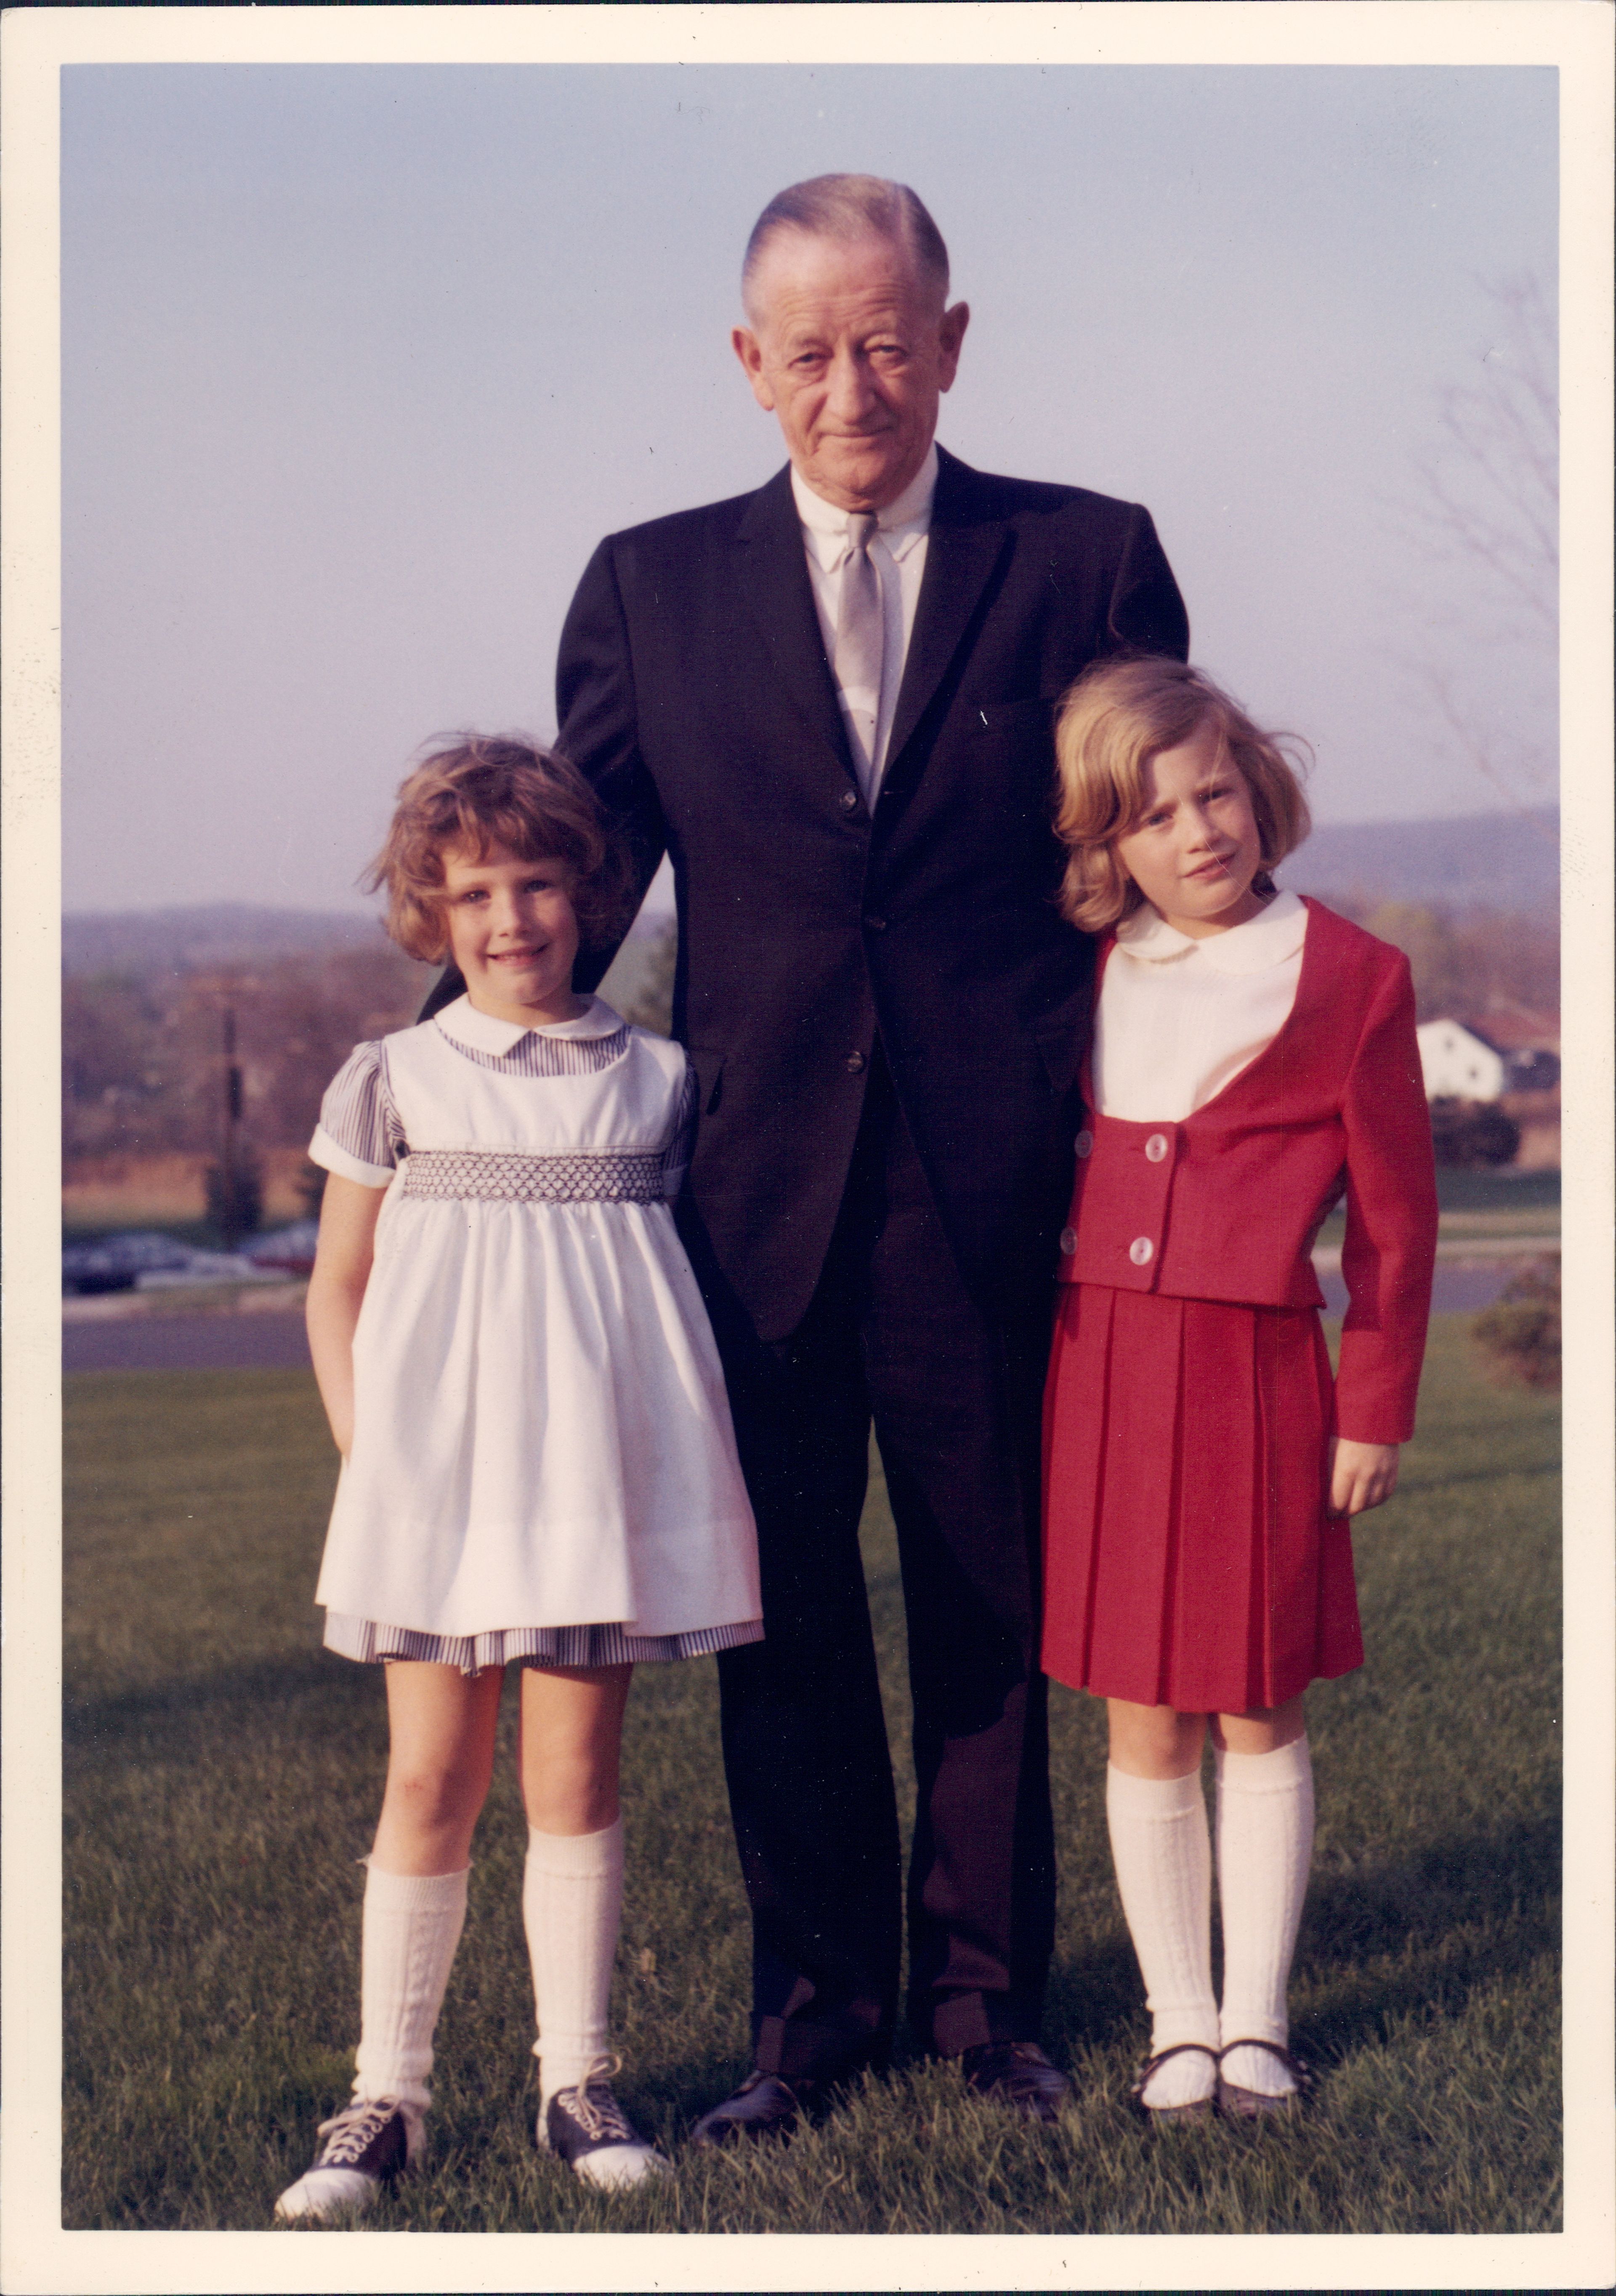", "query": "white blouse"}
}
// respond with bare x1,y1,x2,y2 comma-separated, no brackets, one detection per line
1092,890,1310,1123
